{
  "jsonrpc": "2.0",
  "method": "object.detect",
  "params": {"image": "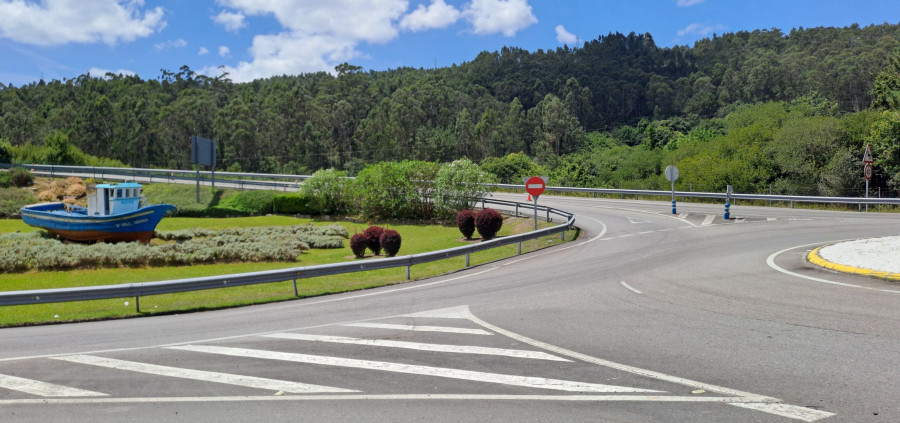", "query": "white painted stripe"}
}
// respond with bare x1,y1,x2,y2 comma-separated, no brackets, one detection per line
168,345,661,393
729,402,836,422
263,333,570,362
619,281,642,295
701,215,715,226
0,373,107,397
402,306,470,319
677,213,688,219
464,309,780,401
342,322,492,335
527,184,543,189
0,394,769,405
52,355,356,394
766,243,900,294
767,217,777,222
